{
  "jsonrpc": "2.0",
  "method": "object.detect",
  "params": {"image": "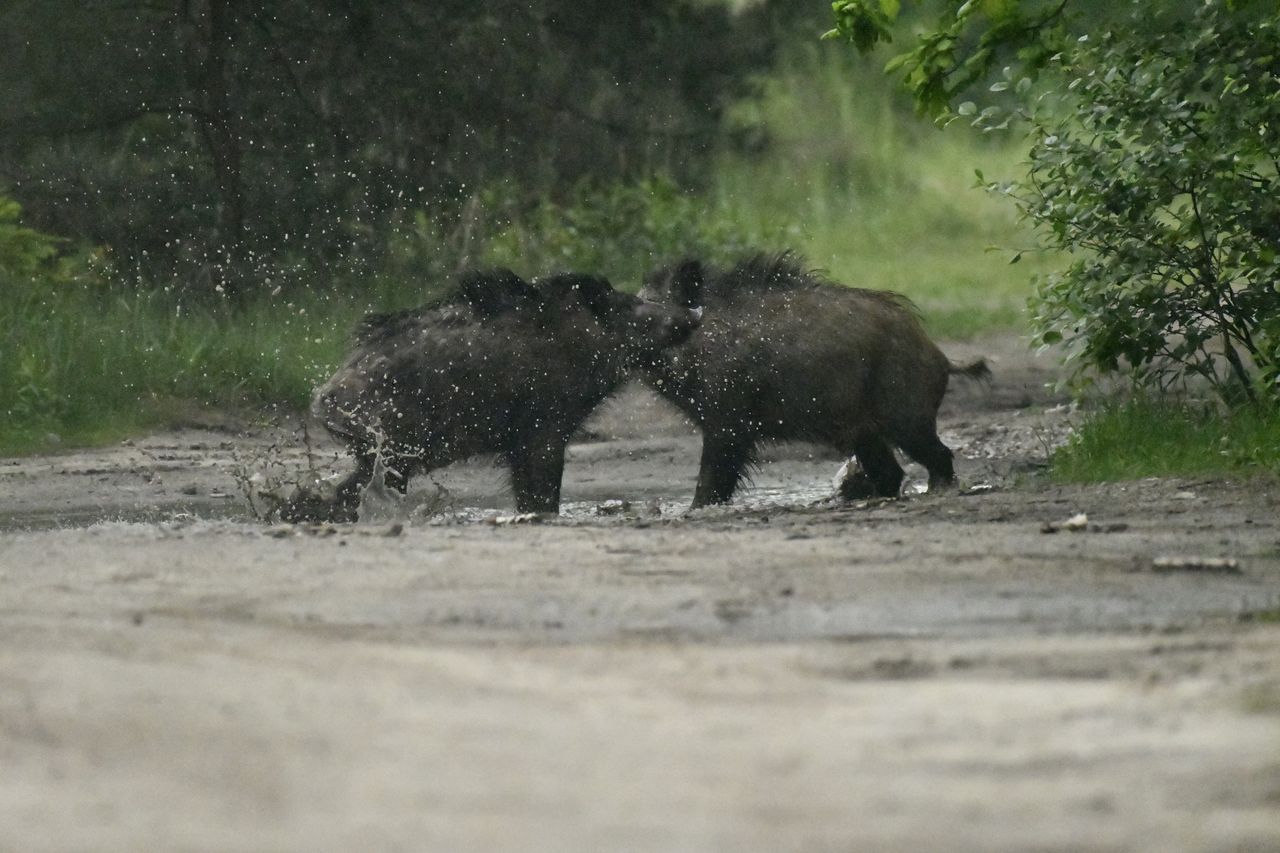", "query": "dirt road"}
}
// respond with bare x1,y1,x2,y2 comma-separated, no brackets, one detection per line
2,335,1279,852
